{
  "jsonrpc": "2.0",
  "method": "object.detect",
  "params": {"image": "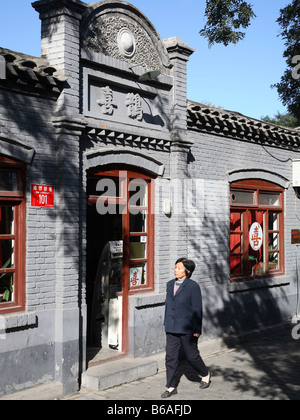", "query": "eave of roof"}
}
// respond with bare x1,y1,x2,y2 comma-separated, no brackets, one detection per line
187,100,300,151
0,48,67,100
